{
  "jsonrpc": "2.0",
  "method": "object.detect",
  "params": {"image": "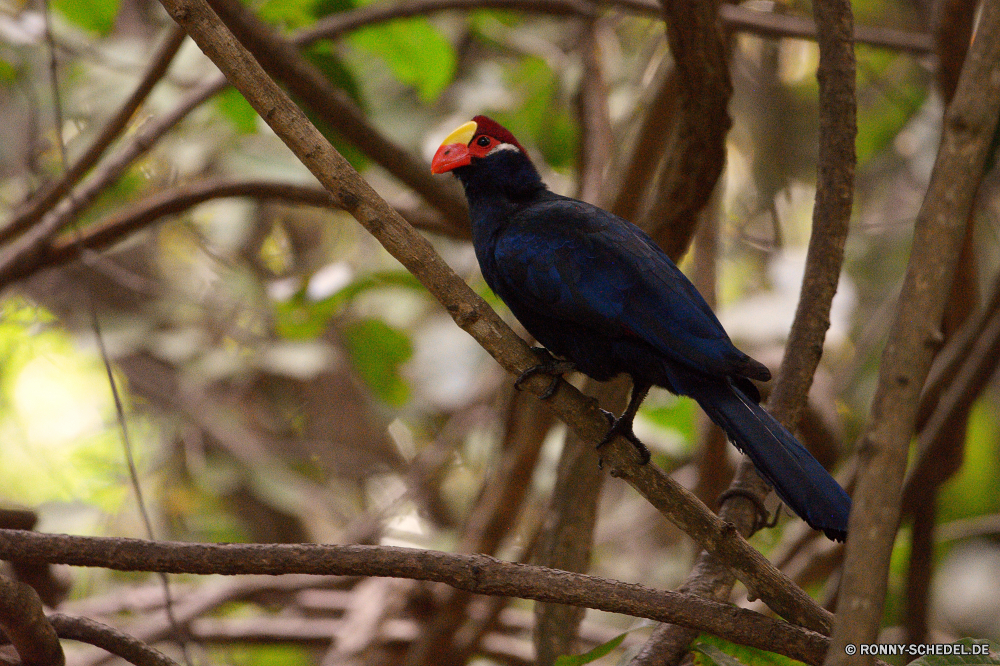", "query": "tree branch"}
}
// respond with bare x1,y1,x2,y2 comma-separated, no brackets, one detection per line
826,1,1000,662
0,529,832,664
766,0,856,426
0,574,64,666
47,615,180,666
0,25,188,247
644,0,731,255
632,0,856,659
207,0,470,233
0,76,227,289
155,0,833,634
299,0,932,55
